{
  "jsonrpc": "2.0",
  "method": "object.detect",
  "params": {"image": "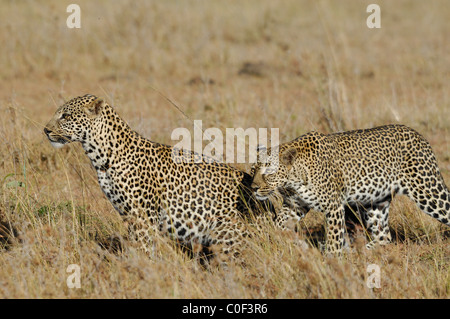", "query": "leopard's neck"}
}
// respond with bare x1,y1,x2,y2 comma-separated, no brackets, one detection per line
81,109,148,172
